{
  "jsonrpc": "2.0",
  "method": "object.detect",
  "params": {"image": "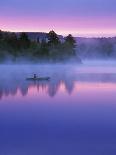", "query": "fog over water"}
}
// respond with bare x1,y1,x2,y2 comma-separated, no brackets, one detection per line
0,60,116,98
0,60,116,155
